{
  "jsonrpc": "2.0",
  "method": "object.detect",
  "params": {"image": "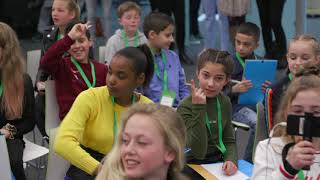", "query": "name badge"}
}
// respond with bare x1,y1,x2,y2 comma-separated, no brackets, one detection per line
160,90,176,107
